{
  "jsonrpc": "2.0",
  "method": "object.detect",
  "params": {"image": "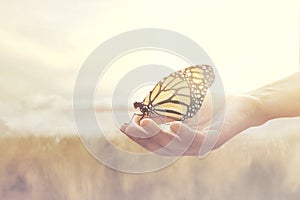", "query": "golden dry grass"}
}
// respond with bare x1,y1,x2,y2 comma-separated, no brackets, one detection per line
0,132,299,200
